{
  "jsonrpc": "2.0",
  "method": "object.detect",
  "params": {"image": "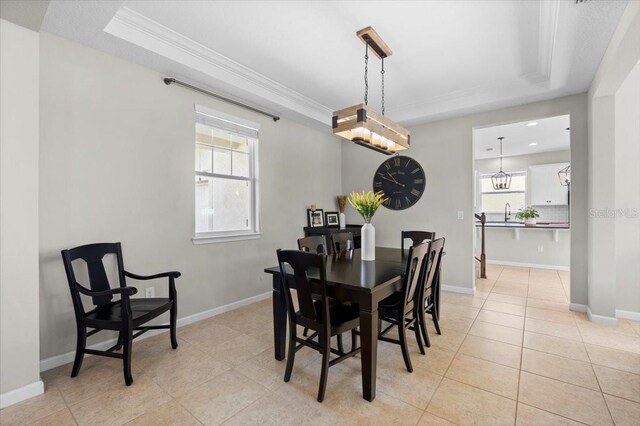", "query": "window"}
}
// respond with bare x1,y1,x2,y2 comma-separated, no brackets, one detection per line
479,172,526,213
194,106,260,243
